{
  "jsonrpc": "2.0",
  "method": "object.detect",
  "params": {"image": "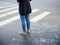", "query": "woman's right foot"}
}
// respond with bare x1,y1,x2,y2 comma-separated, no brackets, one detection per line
26,30,30,34
19,31,27,36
